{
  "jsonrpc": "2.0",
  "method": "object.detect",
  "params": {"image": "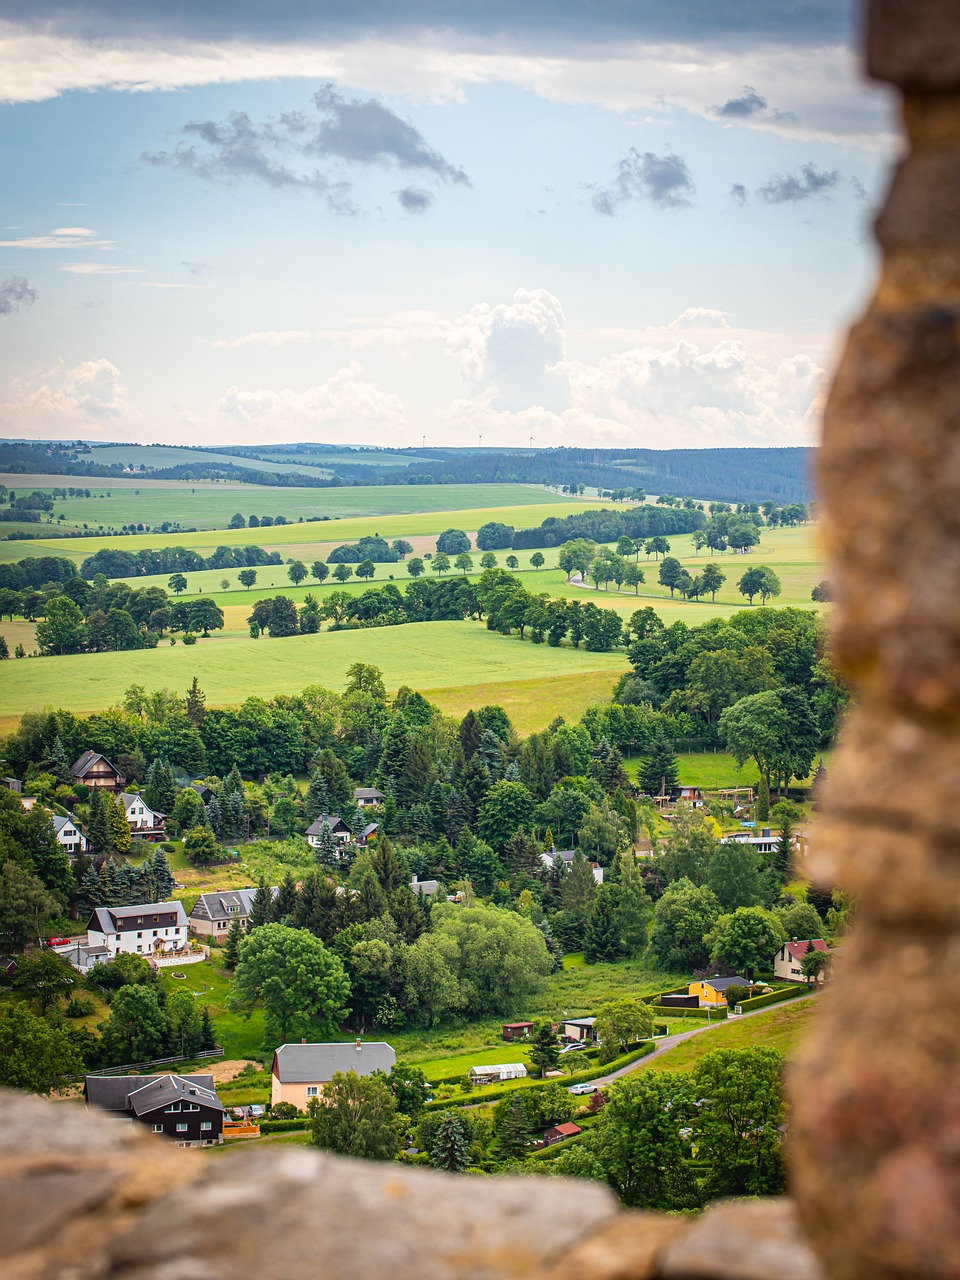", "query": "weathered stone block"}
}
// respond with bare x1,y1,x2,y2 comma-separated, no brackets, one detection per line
867,0,960,90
